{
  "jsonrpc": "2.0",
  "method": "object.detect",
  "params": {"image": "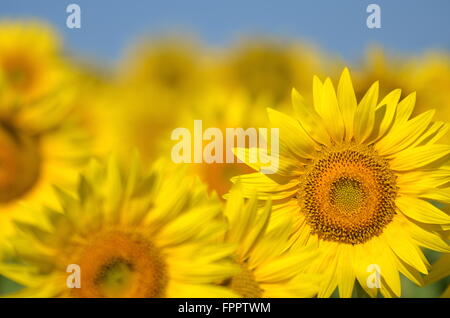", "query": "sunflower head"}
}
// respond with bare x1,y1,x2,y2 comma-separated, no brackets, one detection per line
0,82,89,258
0,21,70,102
298,142,399,244
120,37,204,96
1,157,237,298
235,68,450,297
223,39,322,104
